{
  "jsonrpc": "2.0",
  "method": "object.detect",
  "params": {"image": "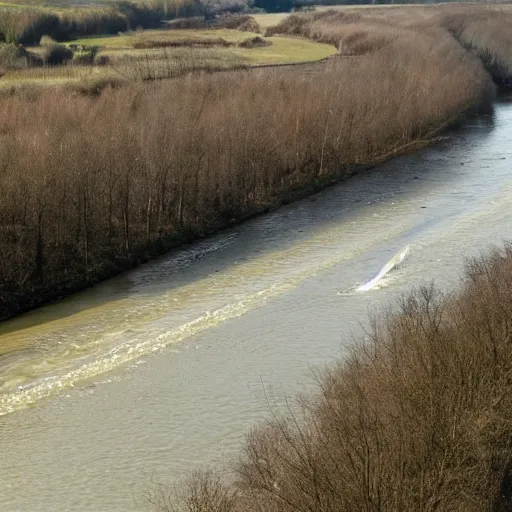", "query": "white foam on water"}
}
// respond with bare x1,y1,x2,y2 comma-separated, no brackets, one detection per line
0,278,303,416
357,245,410,292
